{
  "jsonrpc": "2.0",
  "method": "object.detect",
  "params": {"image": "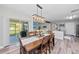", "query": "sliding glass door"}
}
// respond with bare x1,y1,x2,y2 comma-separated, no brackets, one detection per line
9,19,29,45
9,20,22,45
